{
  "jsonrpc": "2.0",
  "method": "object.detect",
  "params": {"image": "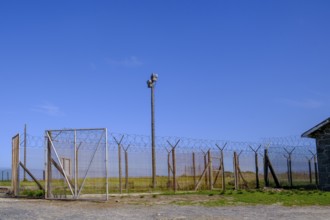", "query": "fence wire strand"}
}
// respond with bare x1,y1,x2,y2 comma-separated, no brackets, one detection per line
9,132,319,195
